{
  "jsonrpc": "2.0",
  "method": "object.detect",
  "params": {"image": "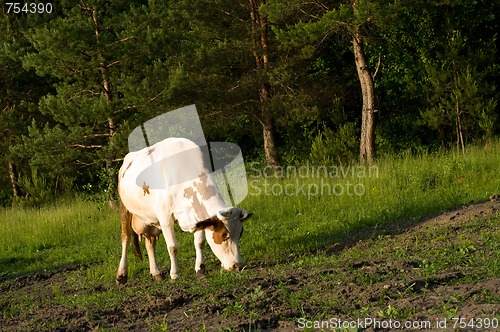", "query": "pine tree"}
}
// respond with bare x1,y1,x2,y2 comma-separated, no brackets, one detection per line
265,0,393,164
0,10,53,201
19,1,190,197
417,0,498,151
